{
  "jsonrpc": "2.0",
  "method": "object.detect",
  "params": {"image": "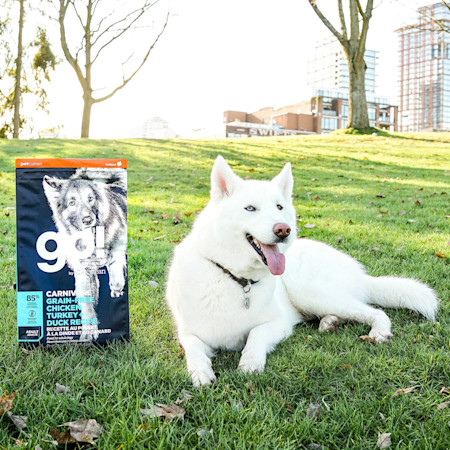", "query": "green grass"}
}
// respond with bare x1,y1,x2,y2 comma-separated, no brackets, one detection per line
0,133,449,449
